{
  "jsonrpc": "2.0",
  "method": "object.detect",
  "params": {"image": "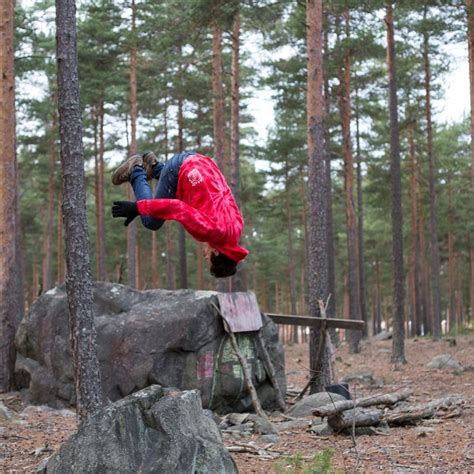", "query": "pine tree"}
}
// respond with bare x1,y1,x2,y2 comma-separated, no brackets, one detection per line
0,0,24,392
307,0,333,392
385,1,406,364
55,0,103,418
